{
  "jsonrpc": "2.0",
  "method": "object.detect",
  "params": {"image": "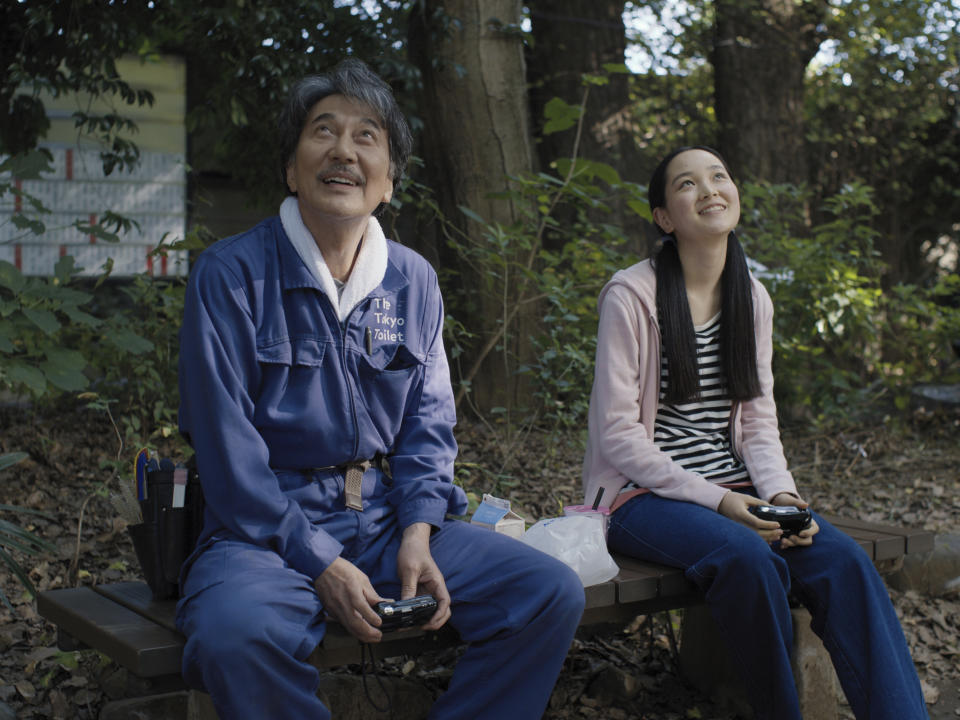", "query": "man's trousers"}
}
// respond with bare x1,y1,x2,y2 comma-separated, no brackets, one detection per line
176,470,585,719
